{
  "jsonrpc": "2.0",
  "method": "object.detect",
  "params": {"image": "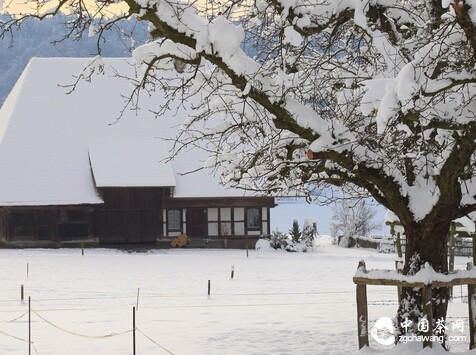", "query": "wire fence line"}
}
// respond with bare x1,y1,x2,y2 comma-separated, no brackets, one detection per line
136,328,175,354
0,329,30,343
2,293,467,354
8,310,28,322
0,288,368,317
0,289,359,303
32,309,133,339
0,330,41,355
1,306,176,354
